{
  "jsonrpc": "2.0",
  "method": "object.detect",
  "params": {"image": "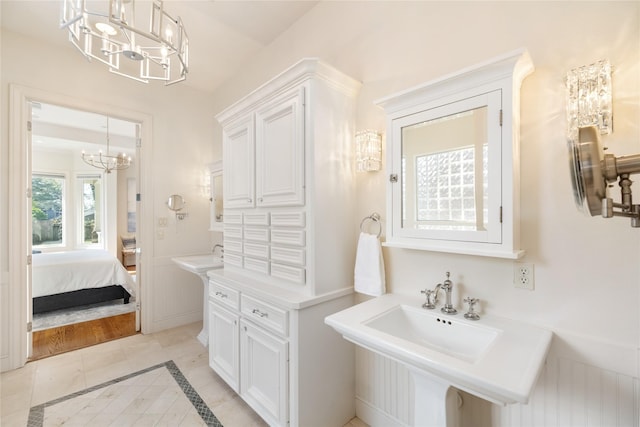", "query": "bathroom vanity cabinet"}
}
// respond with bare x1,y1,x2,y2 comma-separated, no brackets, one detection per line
208,273,354,427
216,58,361,295
210,59,361,427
